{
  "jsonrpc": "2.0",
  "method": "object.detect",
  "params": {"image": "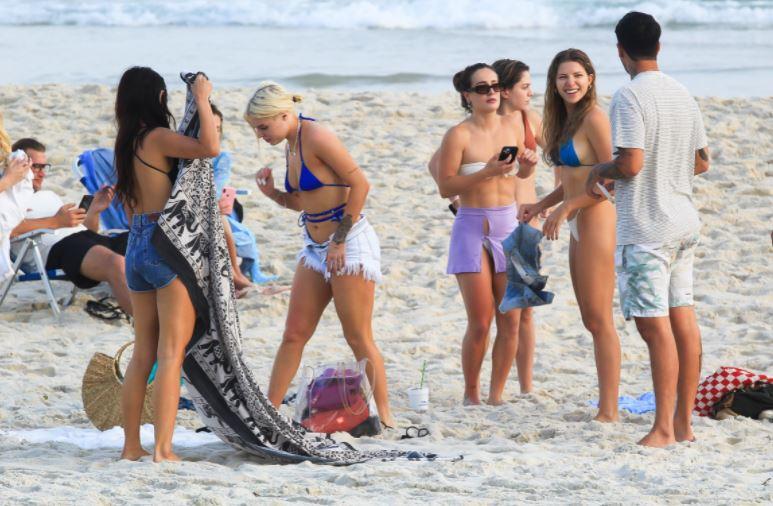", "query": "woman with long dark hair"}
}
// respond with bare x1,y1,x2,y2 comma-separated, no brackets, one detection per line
115,67,219,461
437,63,538,405
518,49,620,421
